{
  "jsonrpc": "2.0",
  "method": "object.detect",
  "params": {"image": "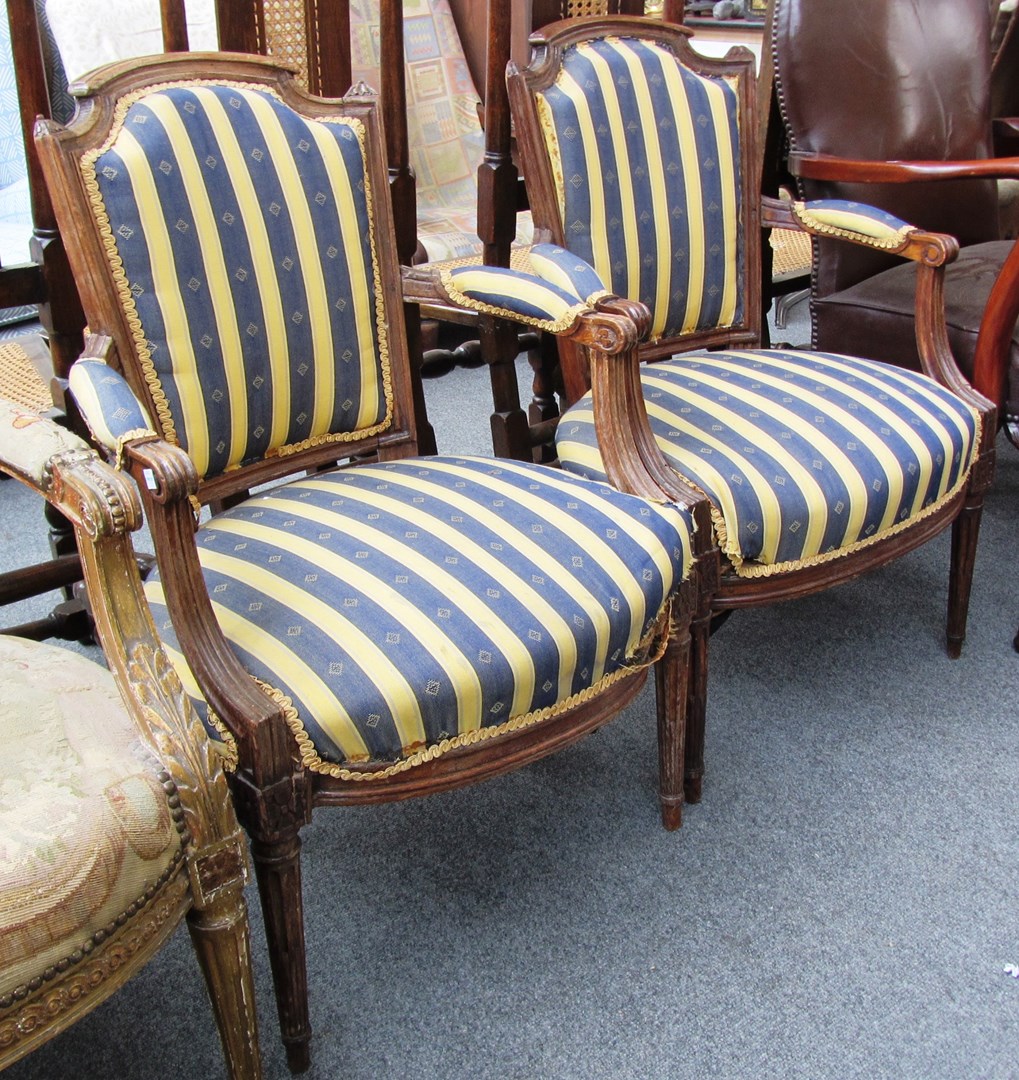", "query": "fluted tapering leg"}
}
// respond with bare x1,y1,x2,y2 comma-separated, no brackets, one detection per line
656,621,692,831
187,889,263,1080
251,829,310,1074
947,494,985,659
